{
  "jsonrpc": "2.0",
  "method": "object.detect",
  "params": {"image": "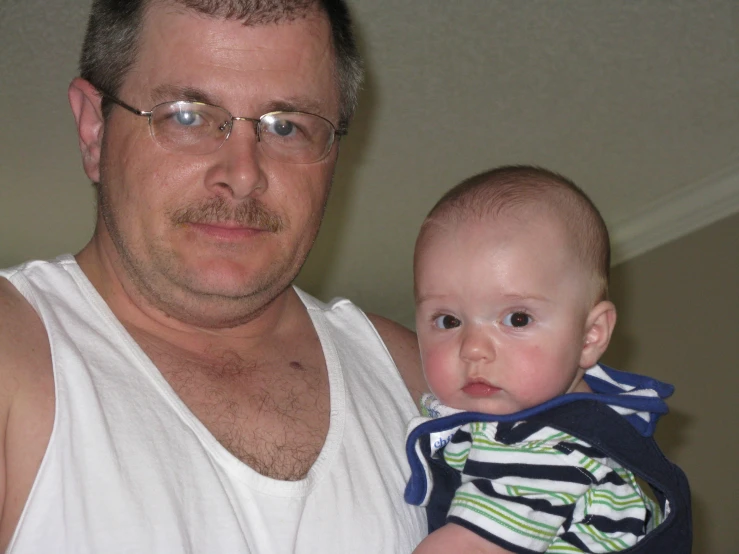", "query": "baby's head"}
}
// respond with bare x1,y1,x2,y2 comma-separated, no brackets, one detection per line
414,165,616,414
